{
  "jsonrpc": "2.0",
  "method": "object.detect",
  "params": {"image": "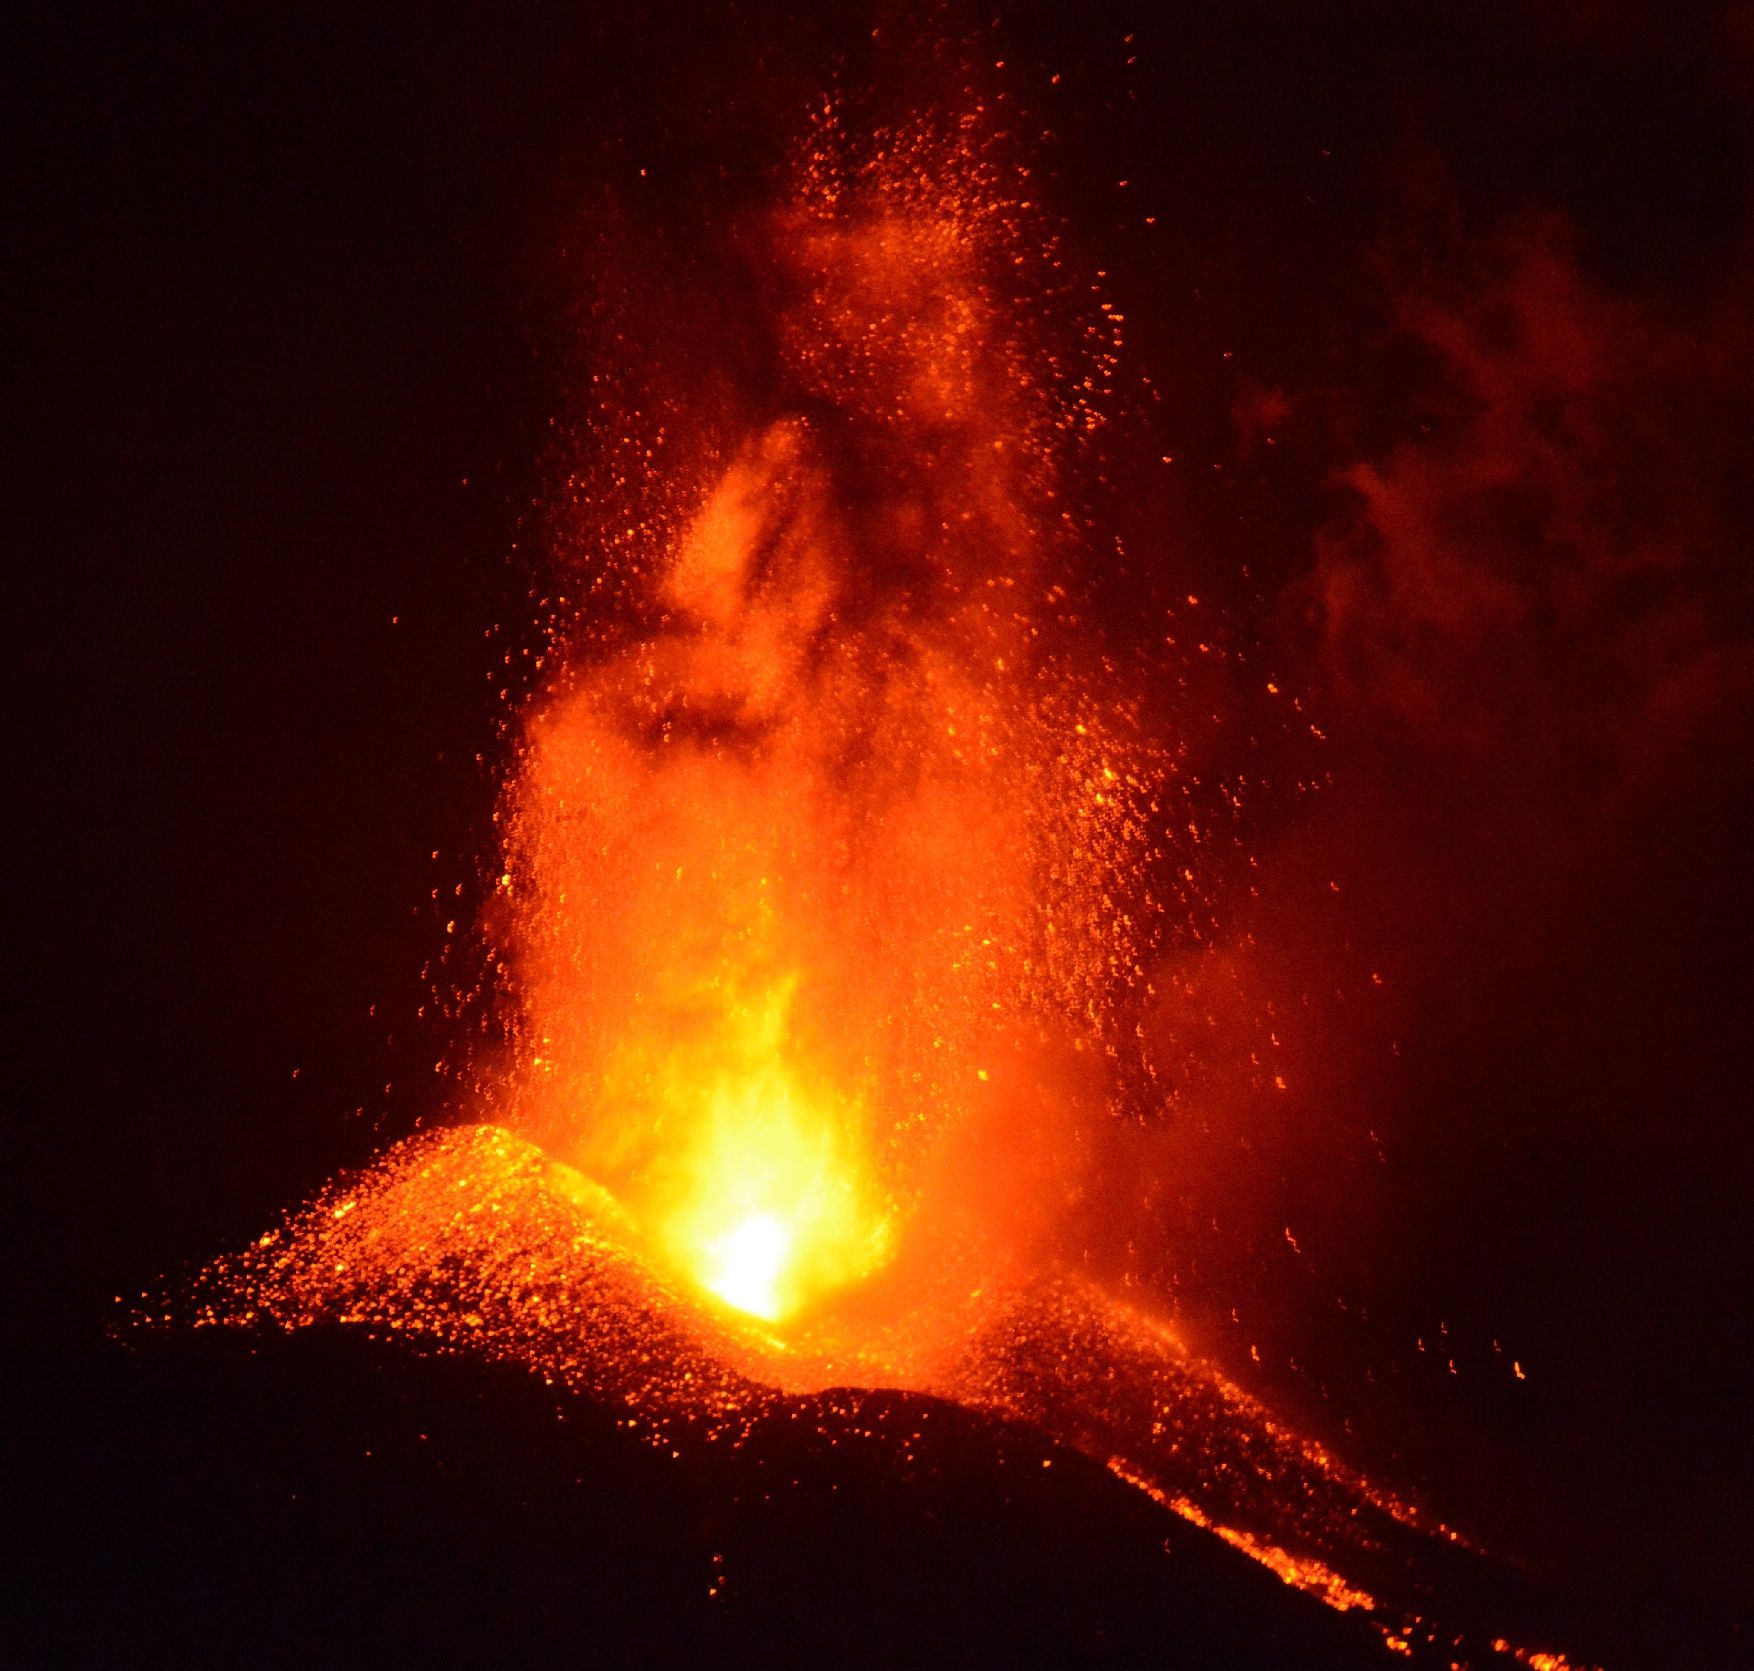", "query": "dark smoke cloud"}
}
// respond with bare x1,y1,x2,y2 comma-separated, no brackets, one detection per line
1313,199,1754,802
1175,163,1754,1603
